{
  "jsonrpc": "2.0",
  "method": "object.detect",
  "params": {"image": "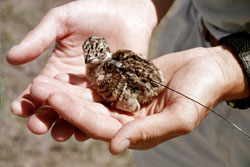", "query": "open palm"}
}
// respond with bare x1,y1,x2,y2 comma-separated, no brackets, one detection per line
7,0,155,143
